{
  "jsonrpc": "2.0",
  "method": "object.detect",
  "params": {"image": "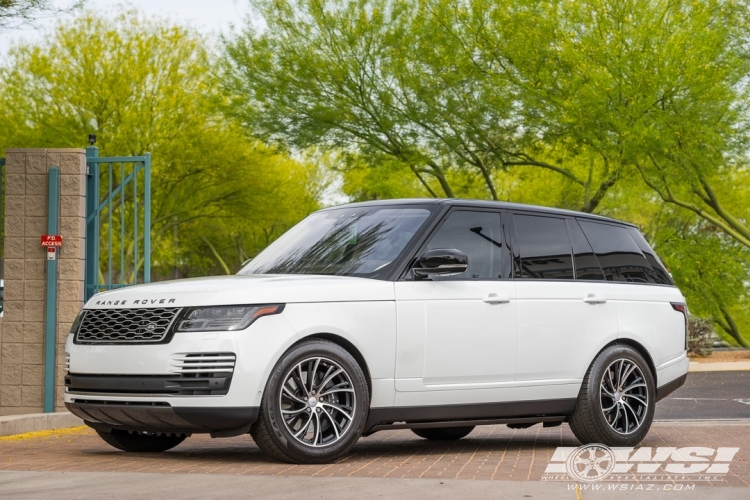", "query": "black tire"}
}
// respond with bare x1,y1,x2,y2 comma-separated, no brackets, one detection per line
411,426,475,441
250,339,370,464
96,429,186,452
569,343,656,447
